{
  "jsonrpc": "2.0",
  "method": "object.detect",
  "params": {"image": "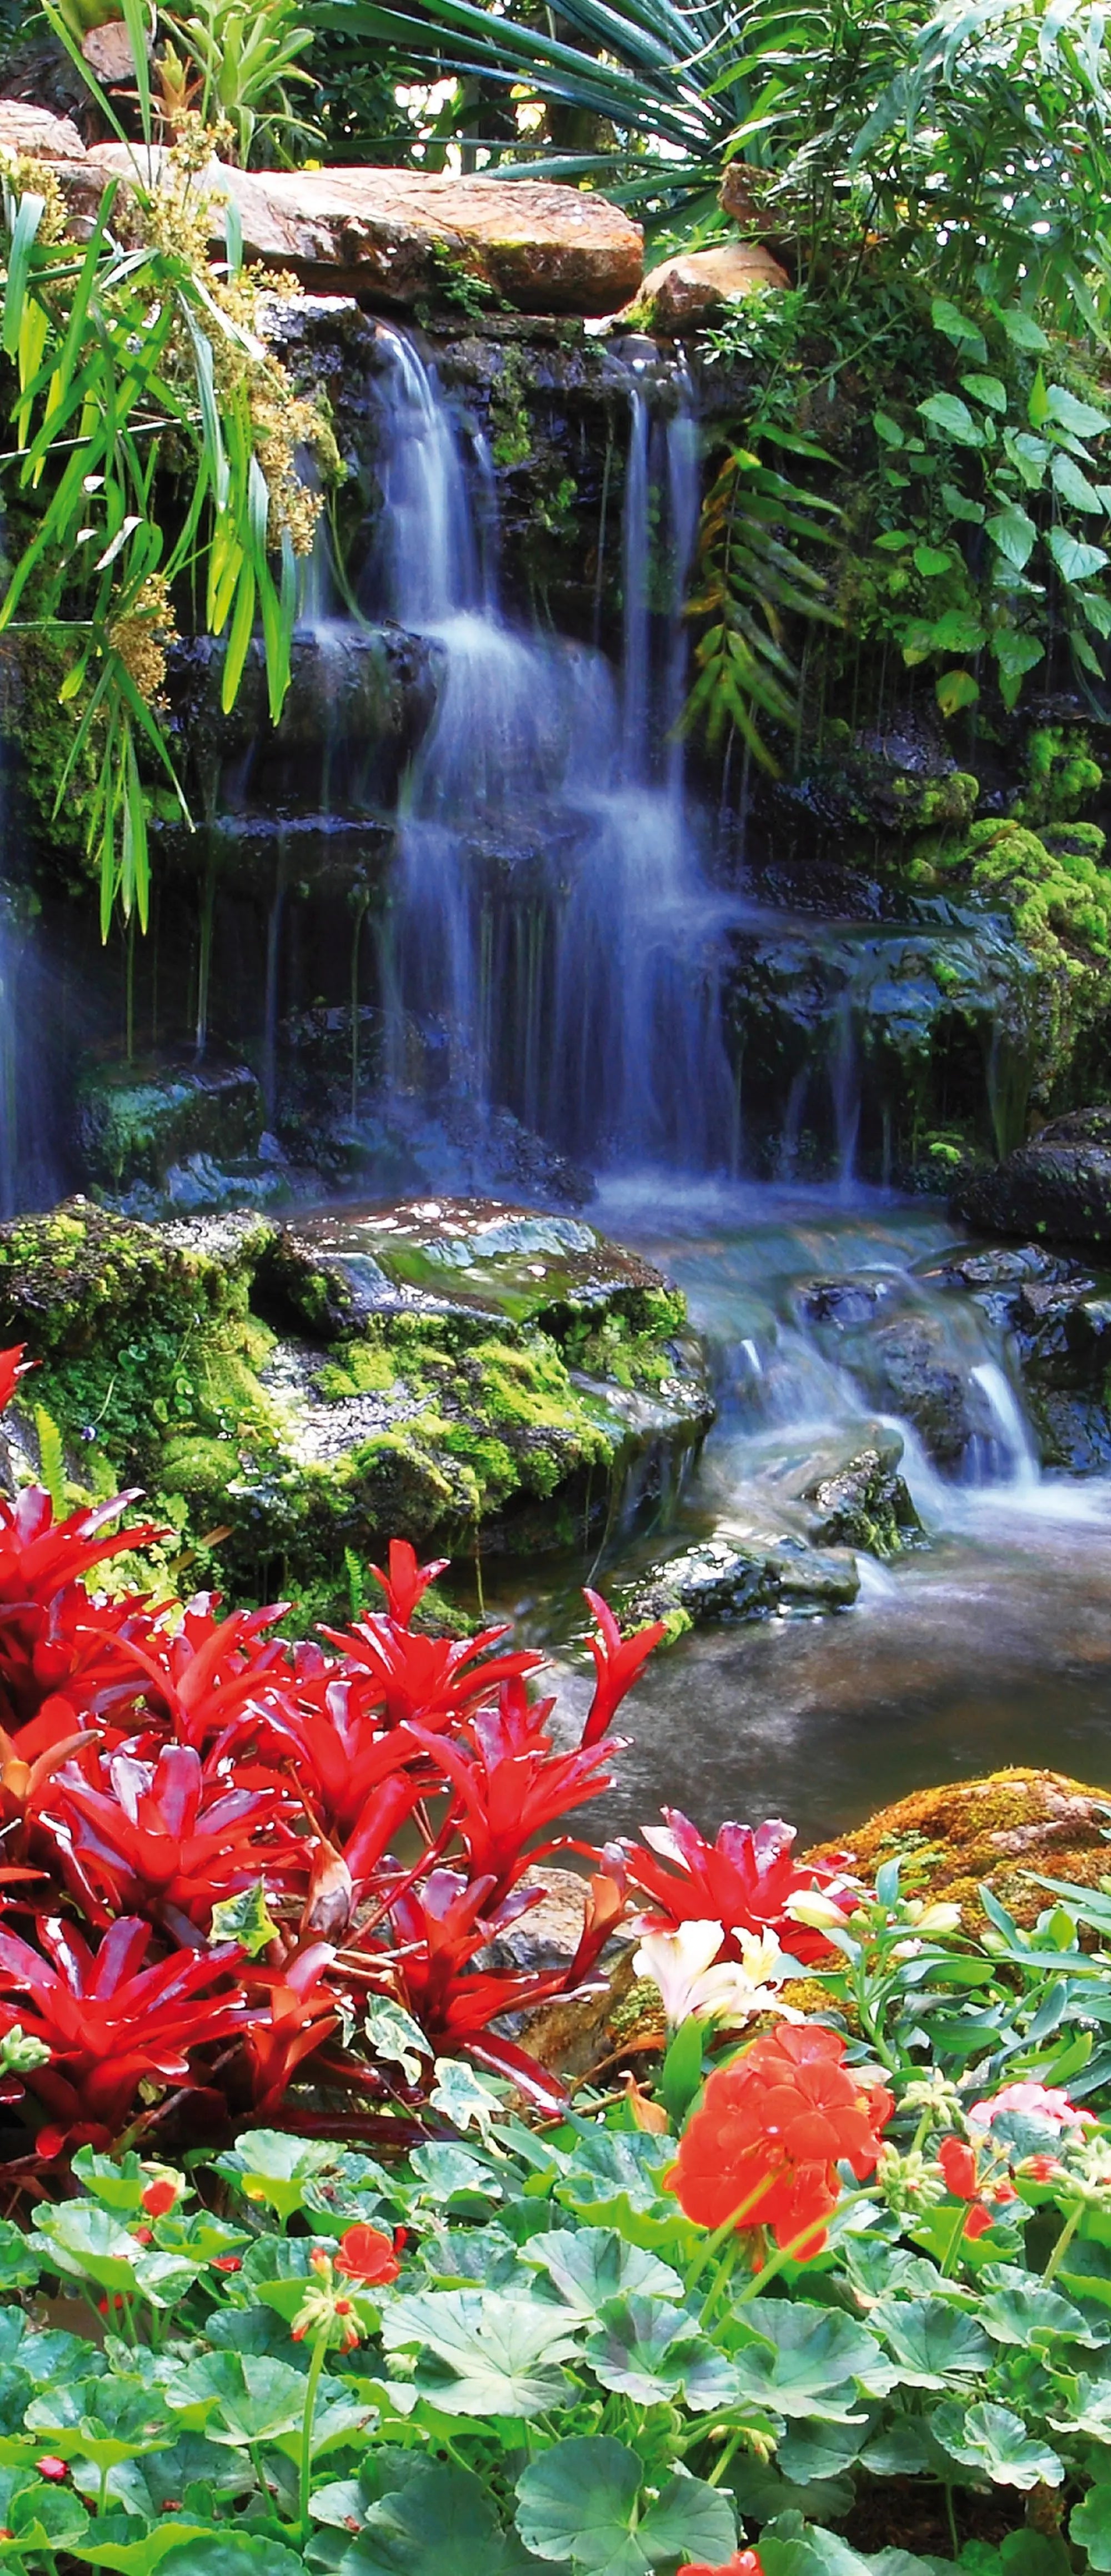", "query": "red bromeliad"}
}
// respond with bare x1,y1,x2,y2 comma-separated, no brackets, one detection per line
627,1810,855,1963
0,1913,254,2151
43,1741,304,1933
